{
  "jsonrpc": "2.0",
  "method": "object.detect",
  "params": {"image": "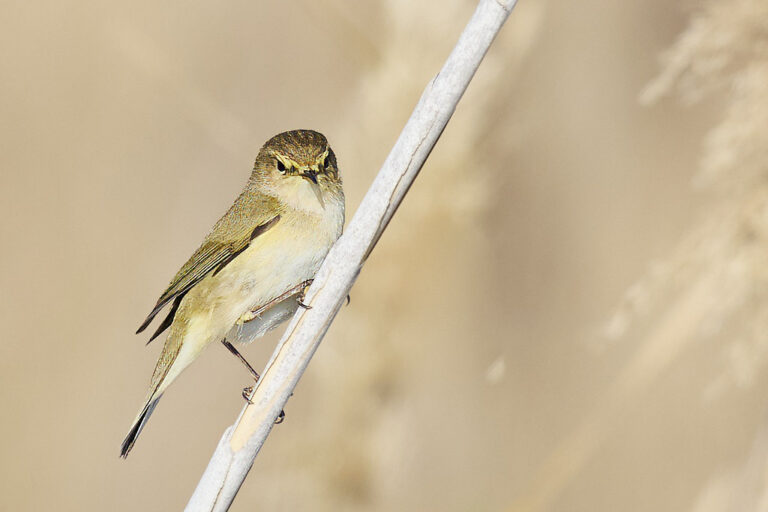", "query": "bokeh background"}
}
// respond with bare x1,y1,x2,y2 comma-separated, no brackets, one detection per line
2,0,767,510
